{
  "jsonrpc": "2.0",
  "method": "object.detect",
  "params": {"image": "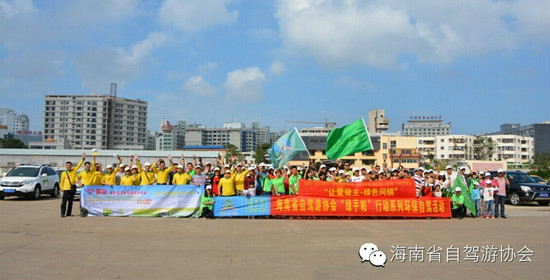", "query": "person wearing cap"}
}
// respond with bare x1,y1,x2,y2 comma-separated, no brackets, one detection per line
115,163,125,185
201,185,215,218
173,165,192,185
232,162,248,196
288,166,301,195
350,167,364,183
471,182,482,217
211,167,222,195
130,165,142,185
102,157,122,186
452,166,470,201
219,170,236,196
60,153,86,217
494,169,510,218
389,168,399,180
120,167,138,186
191,165,207,188
135,155,156,185
152,155,174,185
451,187,466,219
483,180,497,219
335,170,346,182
